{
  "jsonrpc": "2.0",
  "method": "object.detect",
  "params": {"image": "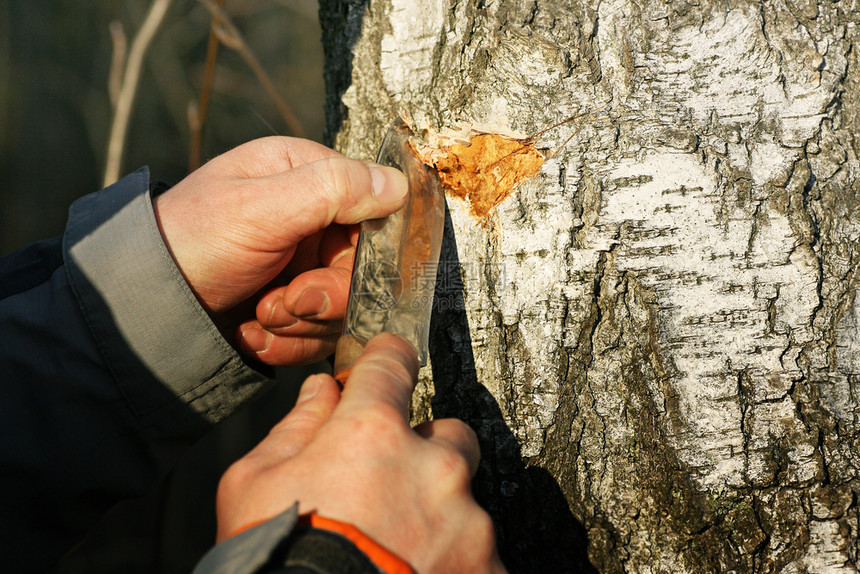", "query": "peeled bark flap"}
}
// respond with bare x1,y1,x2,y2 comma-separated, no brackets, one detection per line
319,0,860,572
428,133,545,220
